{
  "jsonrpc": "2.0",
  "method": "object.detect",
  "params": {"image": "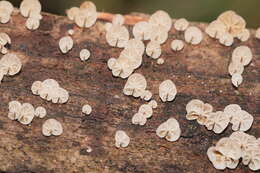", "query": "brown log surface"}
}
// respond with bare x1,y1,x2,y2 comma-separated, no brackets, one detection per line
0,10,259,173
